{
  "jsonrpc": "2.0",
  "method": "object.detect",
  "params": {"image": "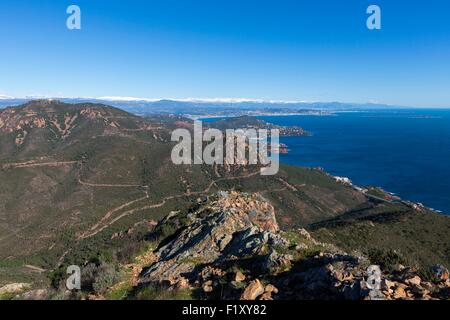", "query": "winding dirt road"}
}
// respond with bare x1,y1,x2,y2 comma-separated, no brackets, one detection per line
2,159,275,265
